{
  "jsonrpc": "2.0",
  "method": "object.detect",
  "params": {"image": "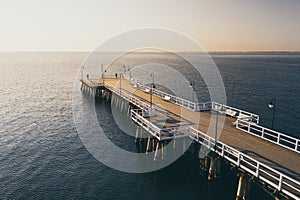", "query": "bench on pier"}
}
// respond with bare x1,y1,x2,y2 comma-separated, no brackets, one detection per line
164,96,171,101
237,113,251,120
225,110,237,117
232,113,254,126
